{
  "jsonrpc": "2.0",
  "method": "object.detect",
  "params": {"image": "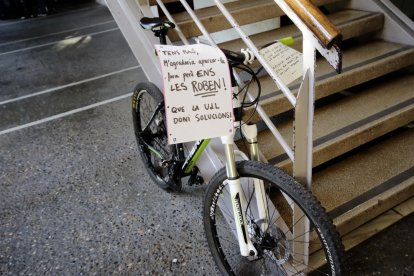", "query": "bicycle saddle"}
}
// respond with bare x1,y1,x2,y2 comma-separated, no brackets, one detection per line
140,17,175,31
